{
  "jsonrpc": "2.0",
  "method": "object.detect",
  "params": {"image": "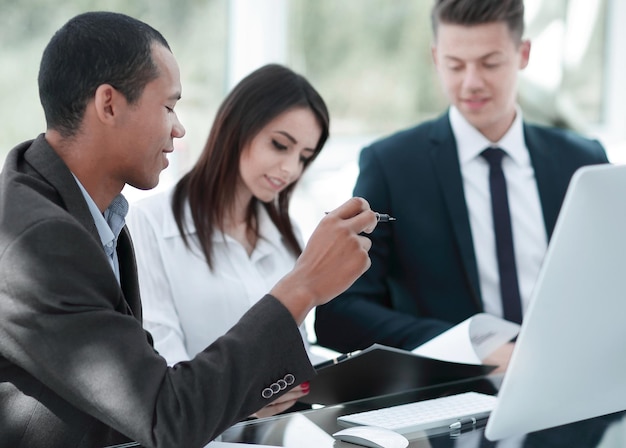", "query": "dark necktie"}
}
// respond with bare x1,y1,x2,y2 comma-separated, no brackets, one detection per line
481,147,523,324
